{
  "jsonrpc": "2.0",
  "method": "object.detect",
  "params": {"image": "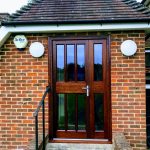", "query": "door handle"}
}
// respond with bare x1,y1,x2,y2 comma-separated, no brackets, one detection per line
82,85,90,97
